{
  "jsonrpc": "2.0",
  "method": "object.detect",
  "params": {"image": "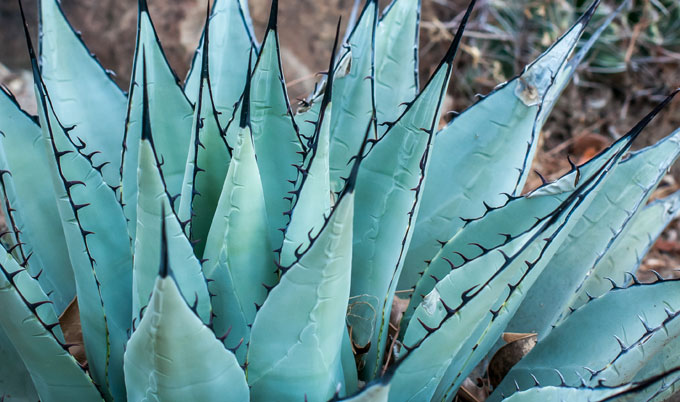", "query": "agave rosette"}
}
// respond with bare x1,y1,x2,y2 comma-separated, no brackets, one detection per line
0,0,680,401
